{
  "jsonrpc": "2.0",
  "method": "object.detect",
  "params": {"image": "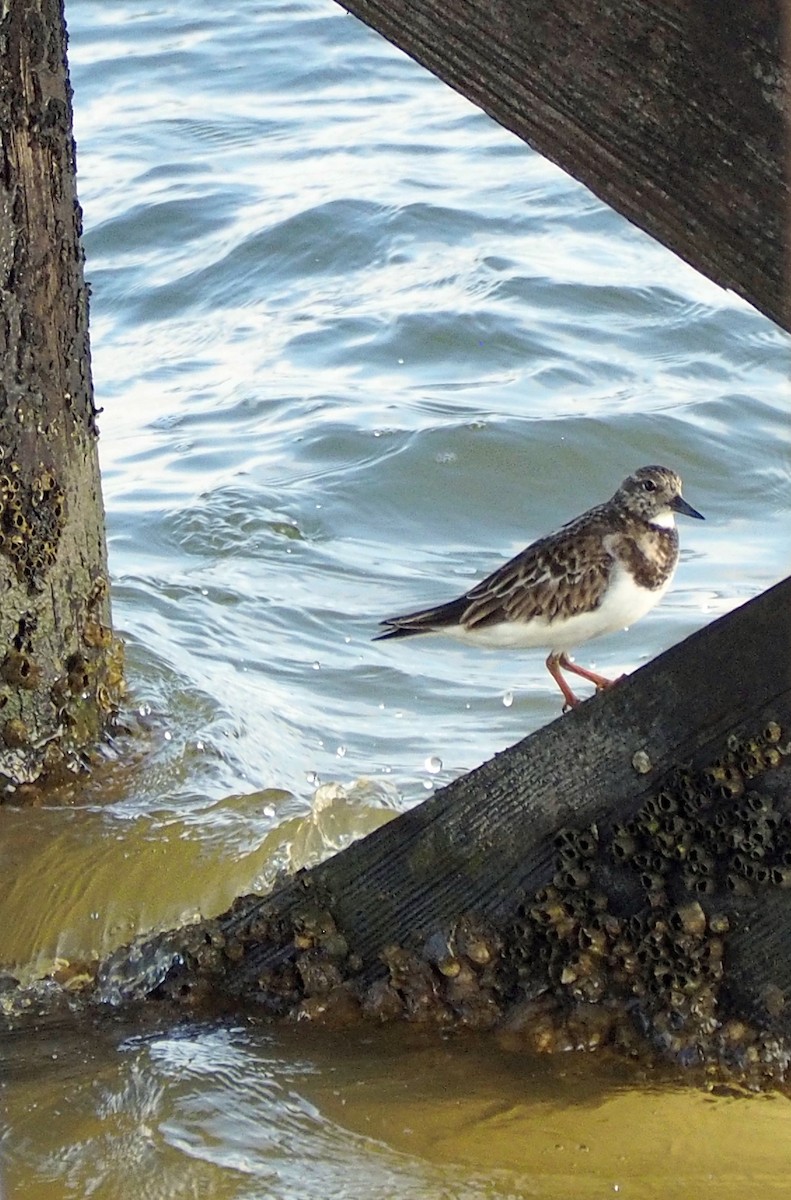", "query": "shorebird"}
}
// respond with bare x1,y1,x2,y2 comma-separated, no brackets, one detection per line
374,465,703,709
